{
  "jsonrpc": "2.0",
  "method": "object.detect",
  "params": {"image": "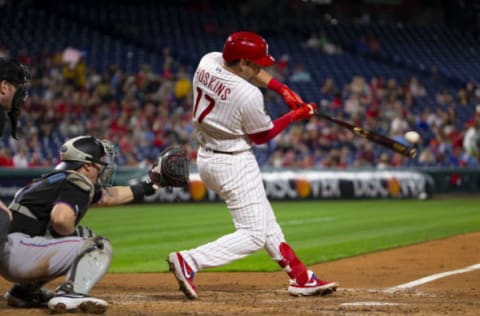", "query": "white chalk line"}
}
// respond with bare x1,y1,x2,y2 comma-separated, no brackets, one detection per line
385,263,480,293
106,264,480,310
280,217,335,226
341,264,480,307
341,301,402,307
